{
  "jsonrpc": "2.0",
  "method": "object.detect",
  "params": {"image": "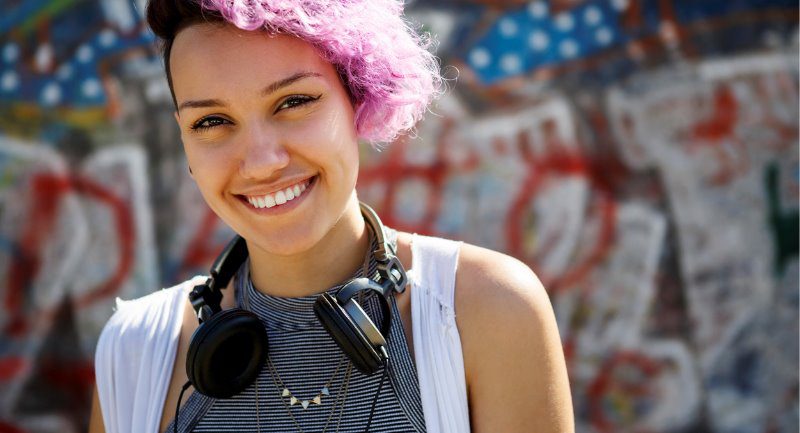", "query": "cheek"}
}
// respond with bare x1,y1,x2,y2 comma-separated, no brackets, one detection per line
292,111,359,163
330,130,360,175
182,142,232,190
